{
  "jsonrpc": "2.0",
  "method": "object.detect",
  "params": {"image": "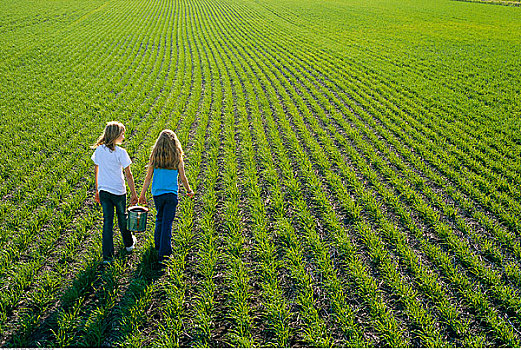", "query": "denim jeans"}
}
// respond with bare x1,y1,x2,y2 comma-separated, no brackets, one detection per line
99,190,134,259
153,193,178,262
